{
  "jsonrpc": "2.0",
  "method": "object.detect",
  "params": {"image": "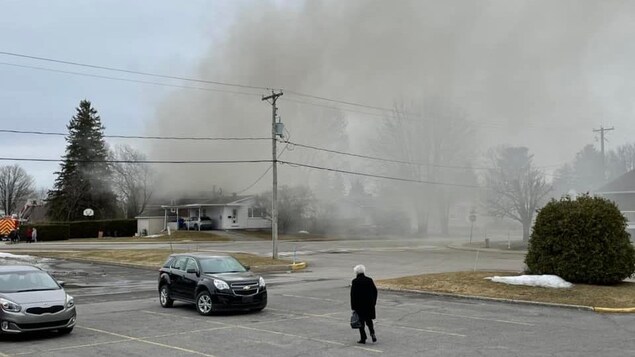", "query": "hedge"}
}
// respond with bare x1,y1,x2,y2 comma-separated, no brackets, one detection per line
68,219,137,238
18,224,70,241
